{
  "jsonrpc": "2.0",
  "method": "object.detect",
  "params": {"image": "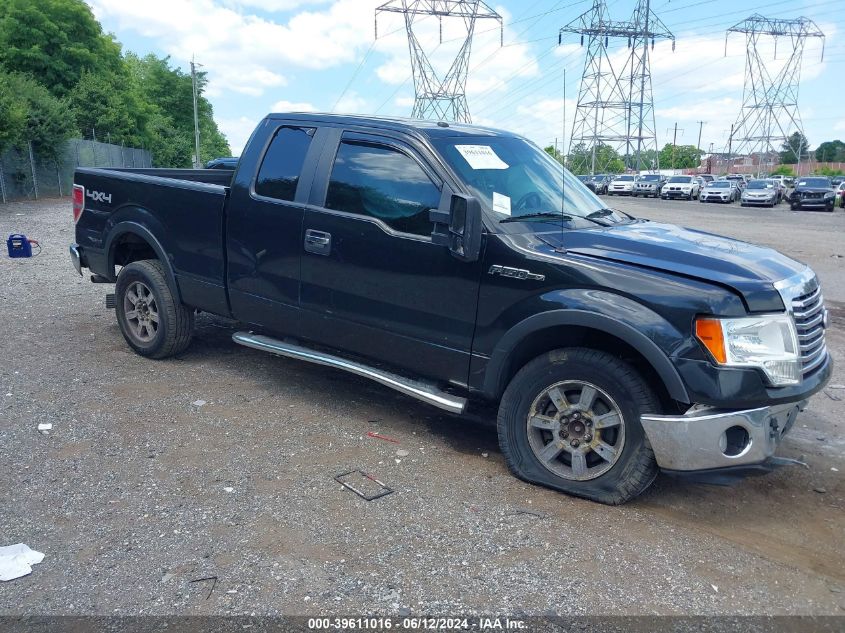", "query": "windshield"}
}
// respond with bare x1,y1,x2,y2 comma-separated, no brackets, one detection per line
640,174,661,181
747,180,772,189
797,178,831,188
433,136,628,224
614,175,635,182
668,176,691,183
708,181,730,188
